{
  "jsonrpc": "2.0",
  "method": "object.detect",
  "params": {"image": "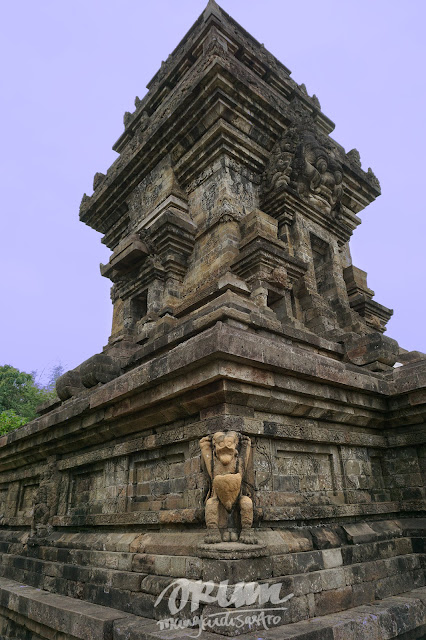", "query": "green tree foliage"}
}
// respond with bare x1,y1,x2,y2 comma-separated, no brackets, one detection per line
46,363,65,392
0,364,64,435
0,365,45,420
0,410,27,435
